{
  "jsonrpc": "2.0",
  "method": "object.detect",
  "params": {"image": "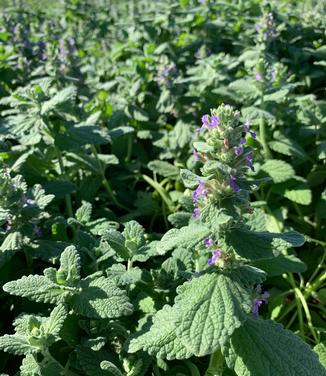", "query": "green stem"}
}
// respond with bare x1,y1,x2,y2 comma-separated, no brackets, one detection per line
142,174,175,212
259,94,272,159
91,145,129,210
56,148,73,218
127,259,133,271
184,360,201,376
205,350,224,376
